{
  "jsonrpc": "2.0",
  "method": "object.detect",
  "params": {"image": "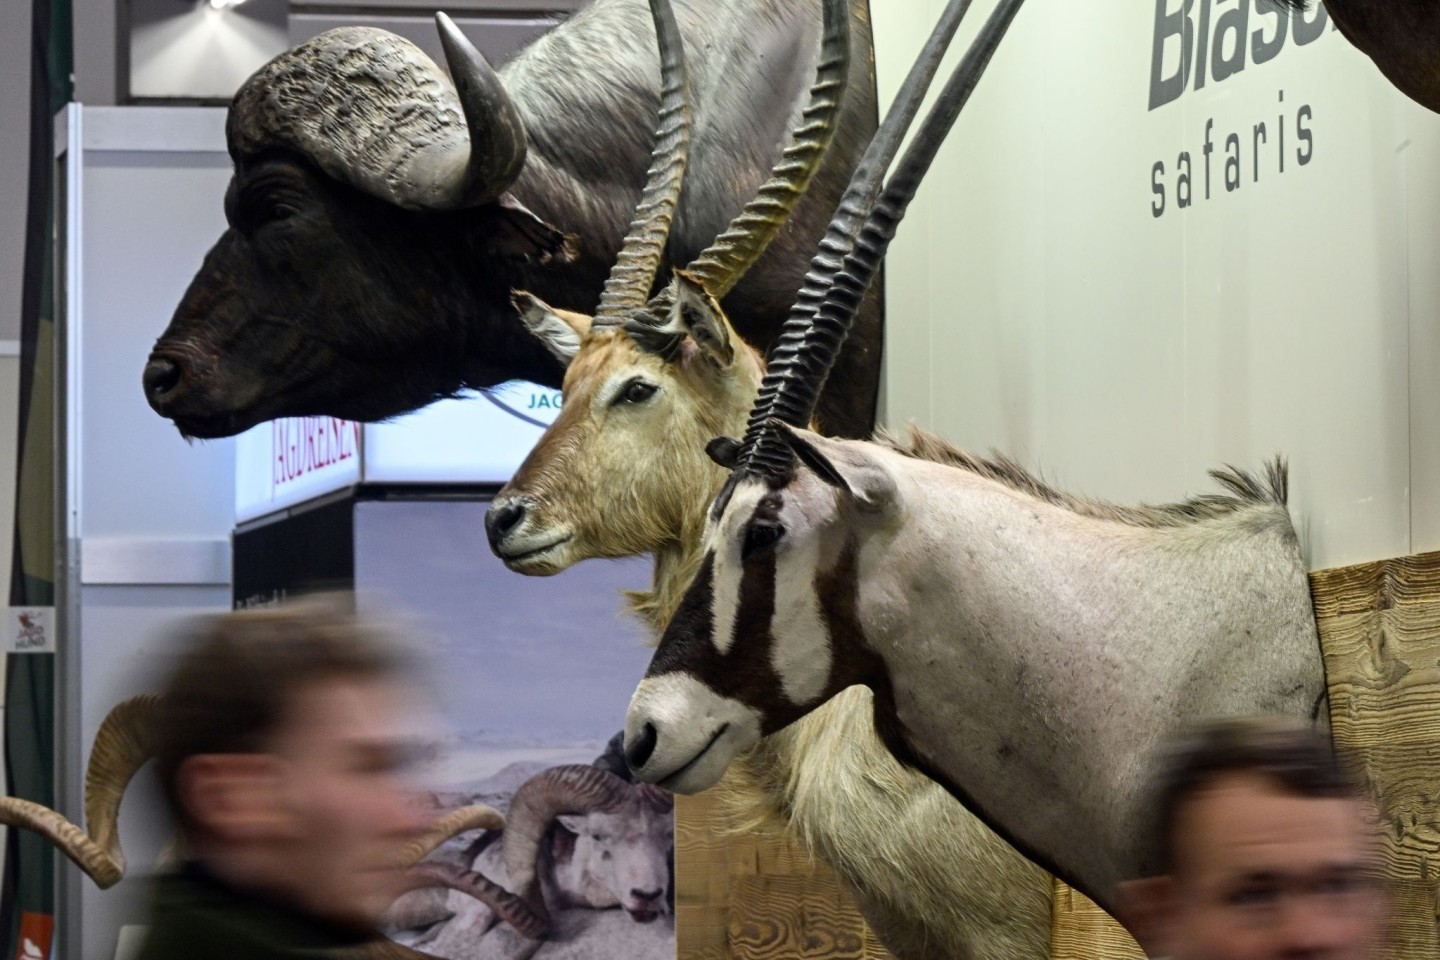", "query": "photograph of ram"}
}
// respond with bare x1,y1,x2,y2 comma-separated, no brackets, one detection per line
354,499,672,960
